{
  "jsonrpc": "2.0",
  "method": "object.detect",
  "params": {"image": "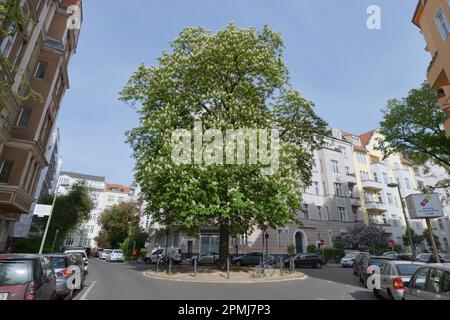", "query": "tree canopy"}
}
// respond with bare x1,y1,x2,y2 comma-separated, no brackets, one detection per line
377,83,450,168
120,24,328,267
344,224,388,254
97,202,140,248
